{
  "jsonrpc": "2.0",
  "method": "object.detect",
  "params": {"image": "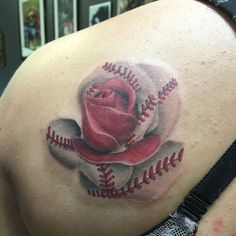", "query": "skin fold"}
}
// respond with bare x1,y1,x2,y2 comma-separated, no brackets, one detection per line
0,0,235,235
